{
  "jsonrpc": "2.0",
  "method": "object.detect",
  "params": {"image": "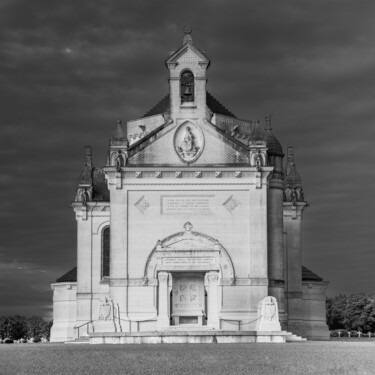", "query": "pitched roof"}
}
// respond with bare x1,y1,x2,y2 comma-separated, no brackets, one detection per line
143,94,169,118
55,267,77,283
92,168,109,201
302,266,323,282
143,92,236,118
55,265,323,283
